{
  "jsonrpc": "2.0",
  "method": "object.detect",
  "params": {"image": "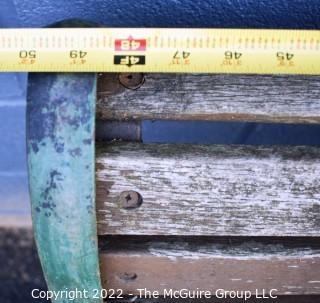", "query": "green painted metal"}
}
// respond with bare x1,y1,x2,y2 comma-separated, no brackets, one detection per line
27,73,102,302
